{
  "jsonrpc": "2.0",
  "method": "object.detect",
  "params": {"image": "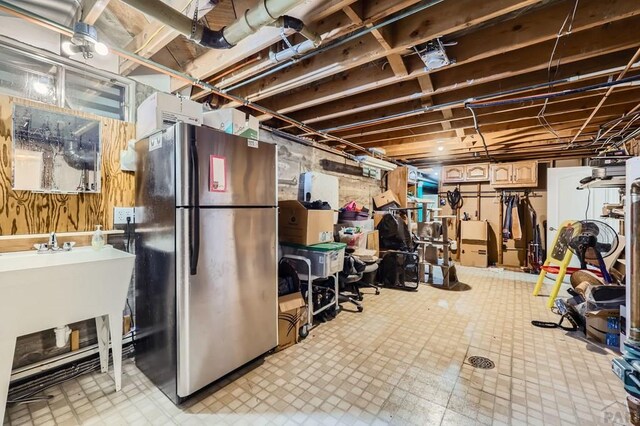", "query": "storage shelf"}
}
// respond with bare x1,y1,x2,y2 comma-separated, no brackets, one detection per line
578,176,625,189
